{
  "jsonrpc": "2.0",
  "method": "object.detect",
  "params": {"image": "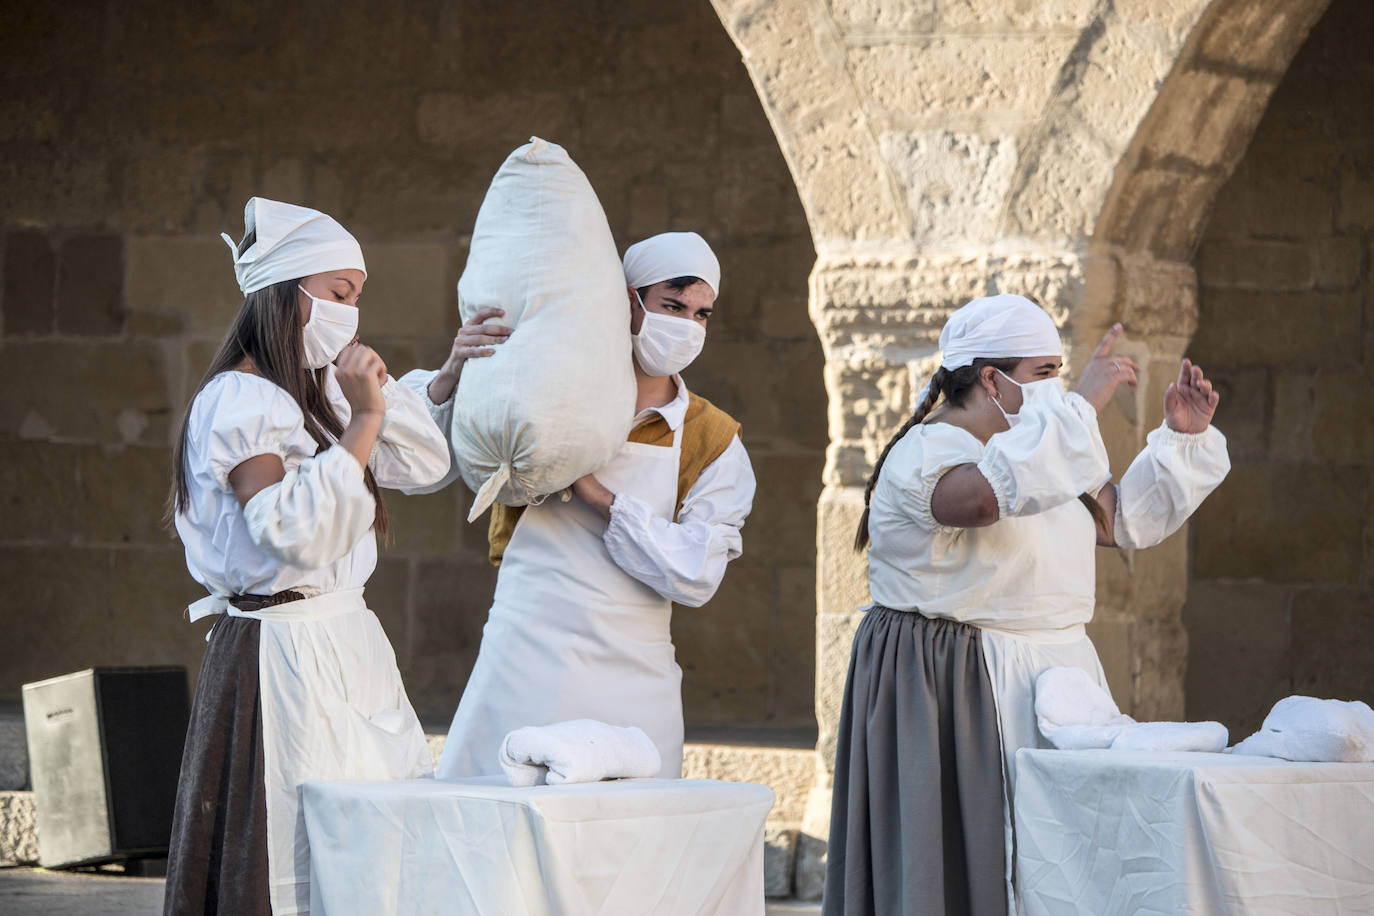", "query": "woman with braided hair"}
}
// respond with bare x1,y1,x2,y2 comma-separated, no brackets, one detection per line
822,294,1231,916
